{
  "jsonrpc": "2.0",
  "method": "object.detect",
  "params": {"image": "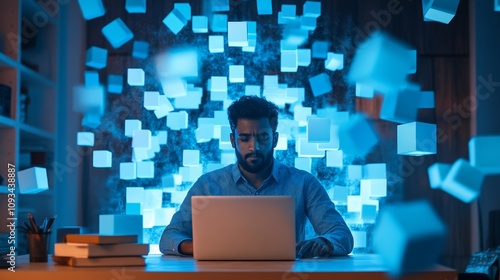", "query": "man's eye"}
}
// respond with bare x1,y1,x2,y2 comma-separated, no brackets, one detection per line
240,136,250,142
